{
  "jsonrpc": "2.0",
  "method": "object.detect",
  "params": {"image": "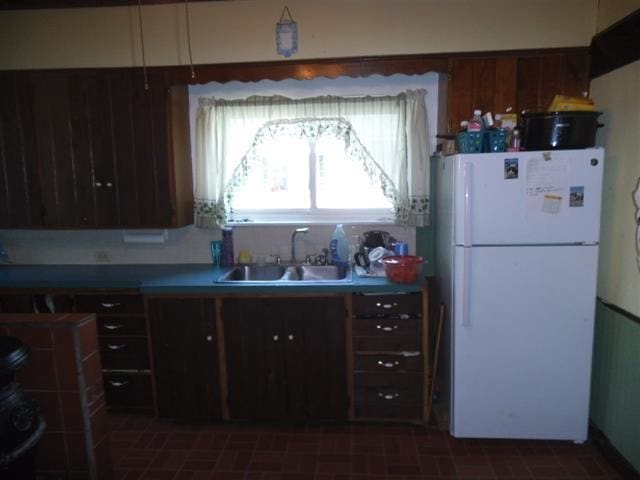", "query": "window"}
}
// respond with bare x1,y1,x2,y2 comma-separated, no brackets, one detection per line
228,119,395,223
193,89,430,228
